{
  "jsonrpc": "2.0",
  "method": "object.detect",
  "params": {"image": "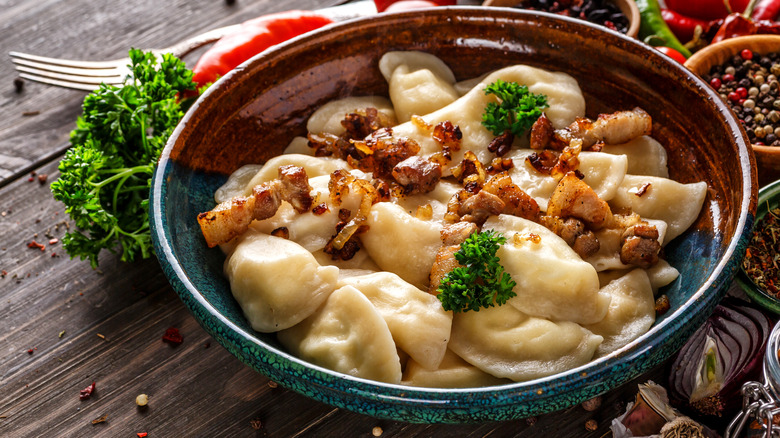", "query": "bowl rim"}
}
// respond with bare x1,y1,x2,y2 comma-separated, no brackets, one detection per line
738,178,780,313
150,6,757,421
